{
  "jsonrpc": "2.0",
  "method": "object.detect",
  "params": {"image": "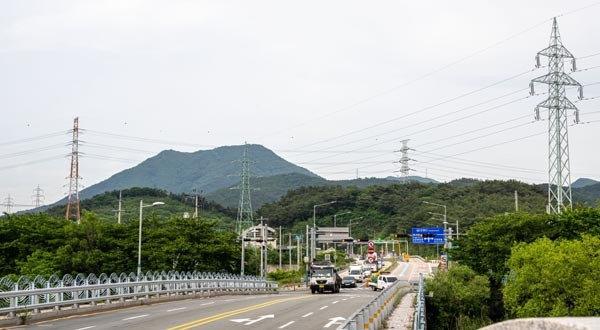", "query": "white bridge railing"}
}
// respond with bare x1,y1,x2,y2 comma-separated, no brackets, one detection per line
337,280,411,330
0,271,278,317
